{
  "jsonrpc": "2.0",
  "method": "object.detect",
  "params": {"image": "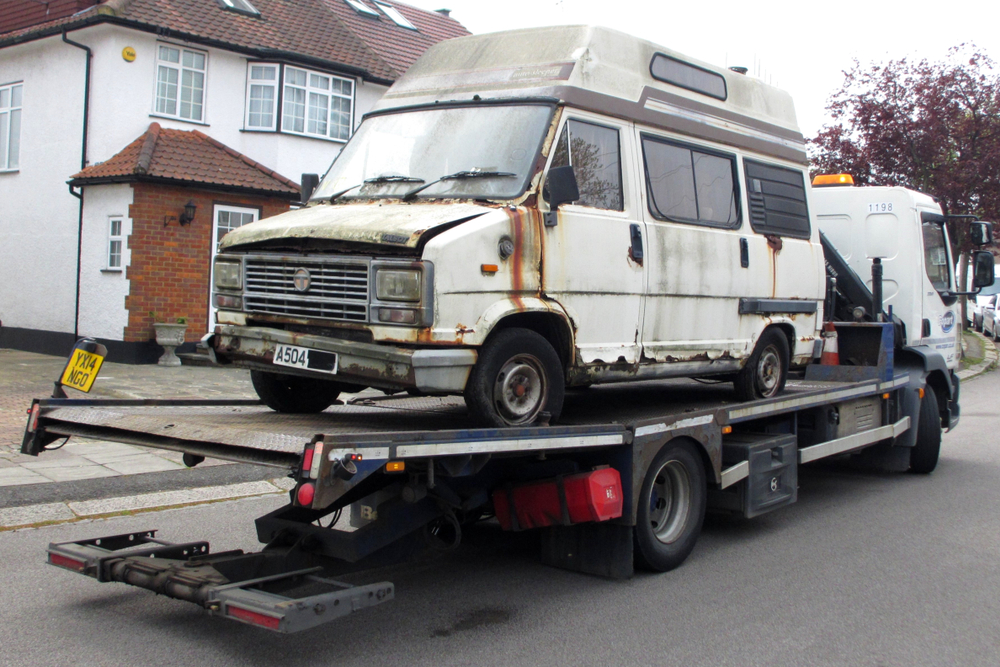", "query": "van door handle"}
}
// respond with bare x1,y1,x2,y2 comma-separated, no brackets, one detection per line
740,237,749,268
629,224,644,264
